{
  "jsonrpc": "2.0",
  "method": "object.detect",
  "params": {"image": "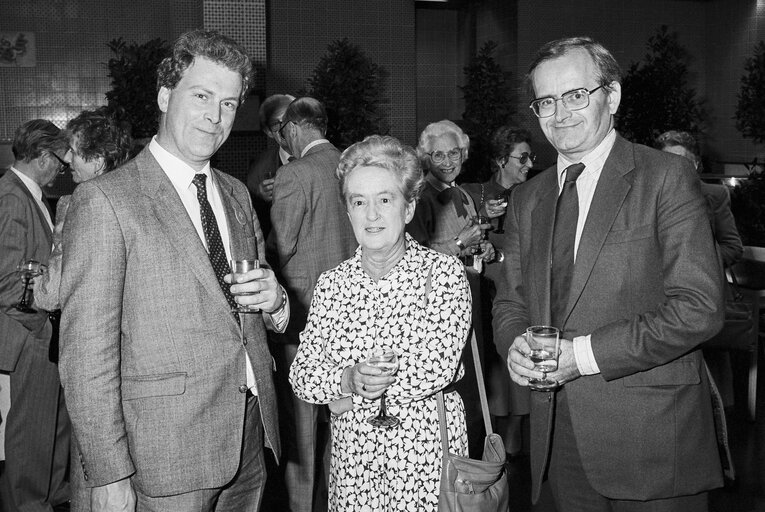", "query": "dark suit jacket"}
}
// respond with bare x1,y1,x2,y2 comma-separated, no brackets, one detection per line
246,144,282,238
493,135,724,501
267,142,357,341
0,170,52,372
59,148,280,497
700,181,743,267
